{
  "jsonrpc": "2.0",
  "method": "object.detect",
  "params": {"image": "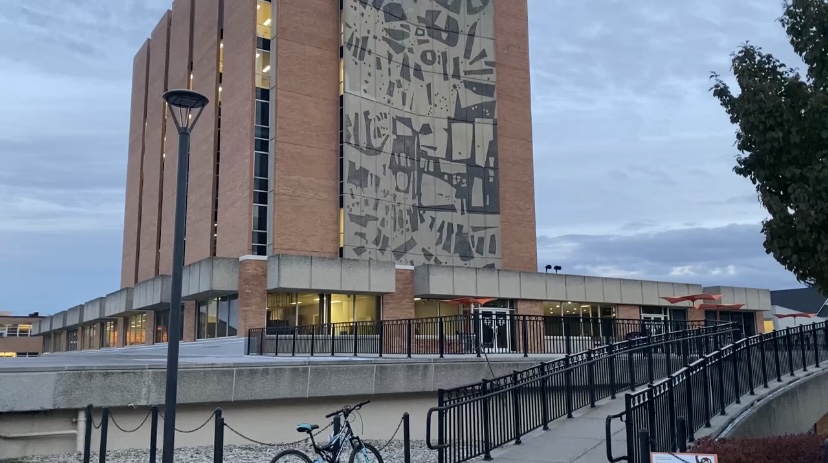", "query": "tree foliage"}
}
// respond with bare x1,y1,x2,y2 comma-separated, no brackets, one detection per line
711,0,828,291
